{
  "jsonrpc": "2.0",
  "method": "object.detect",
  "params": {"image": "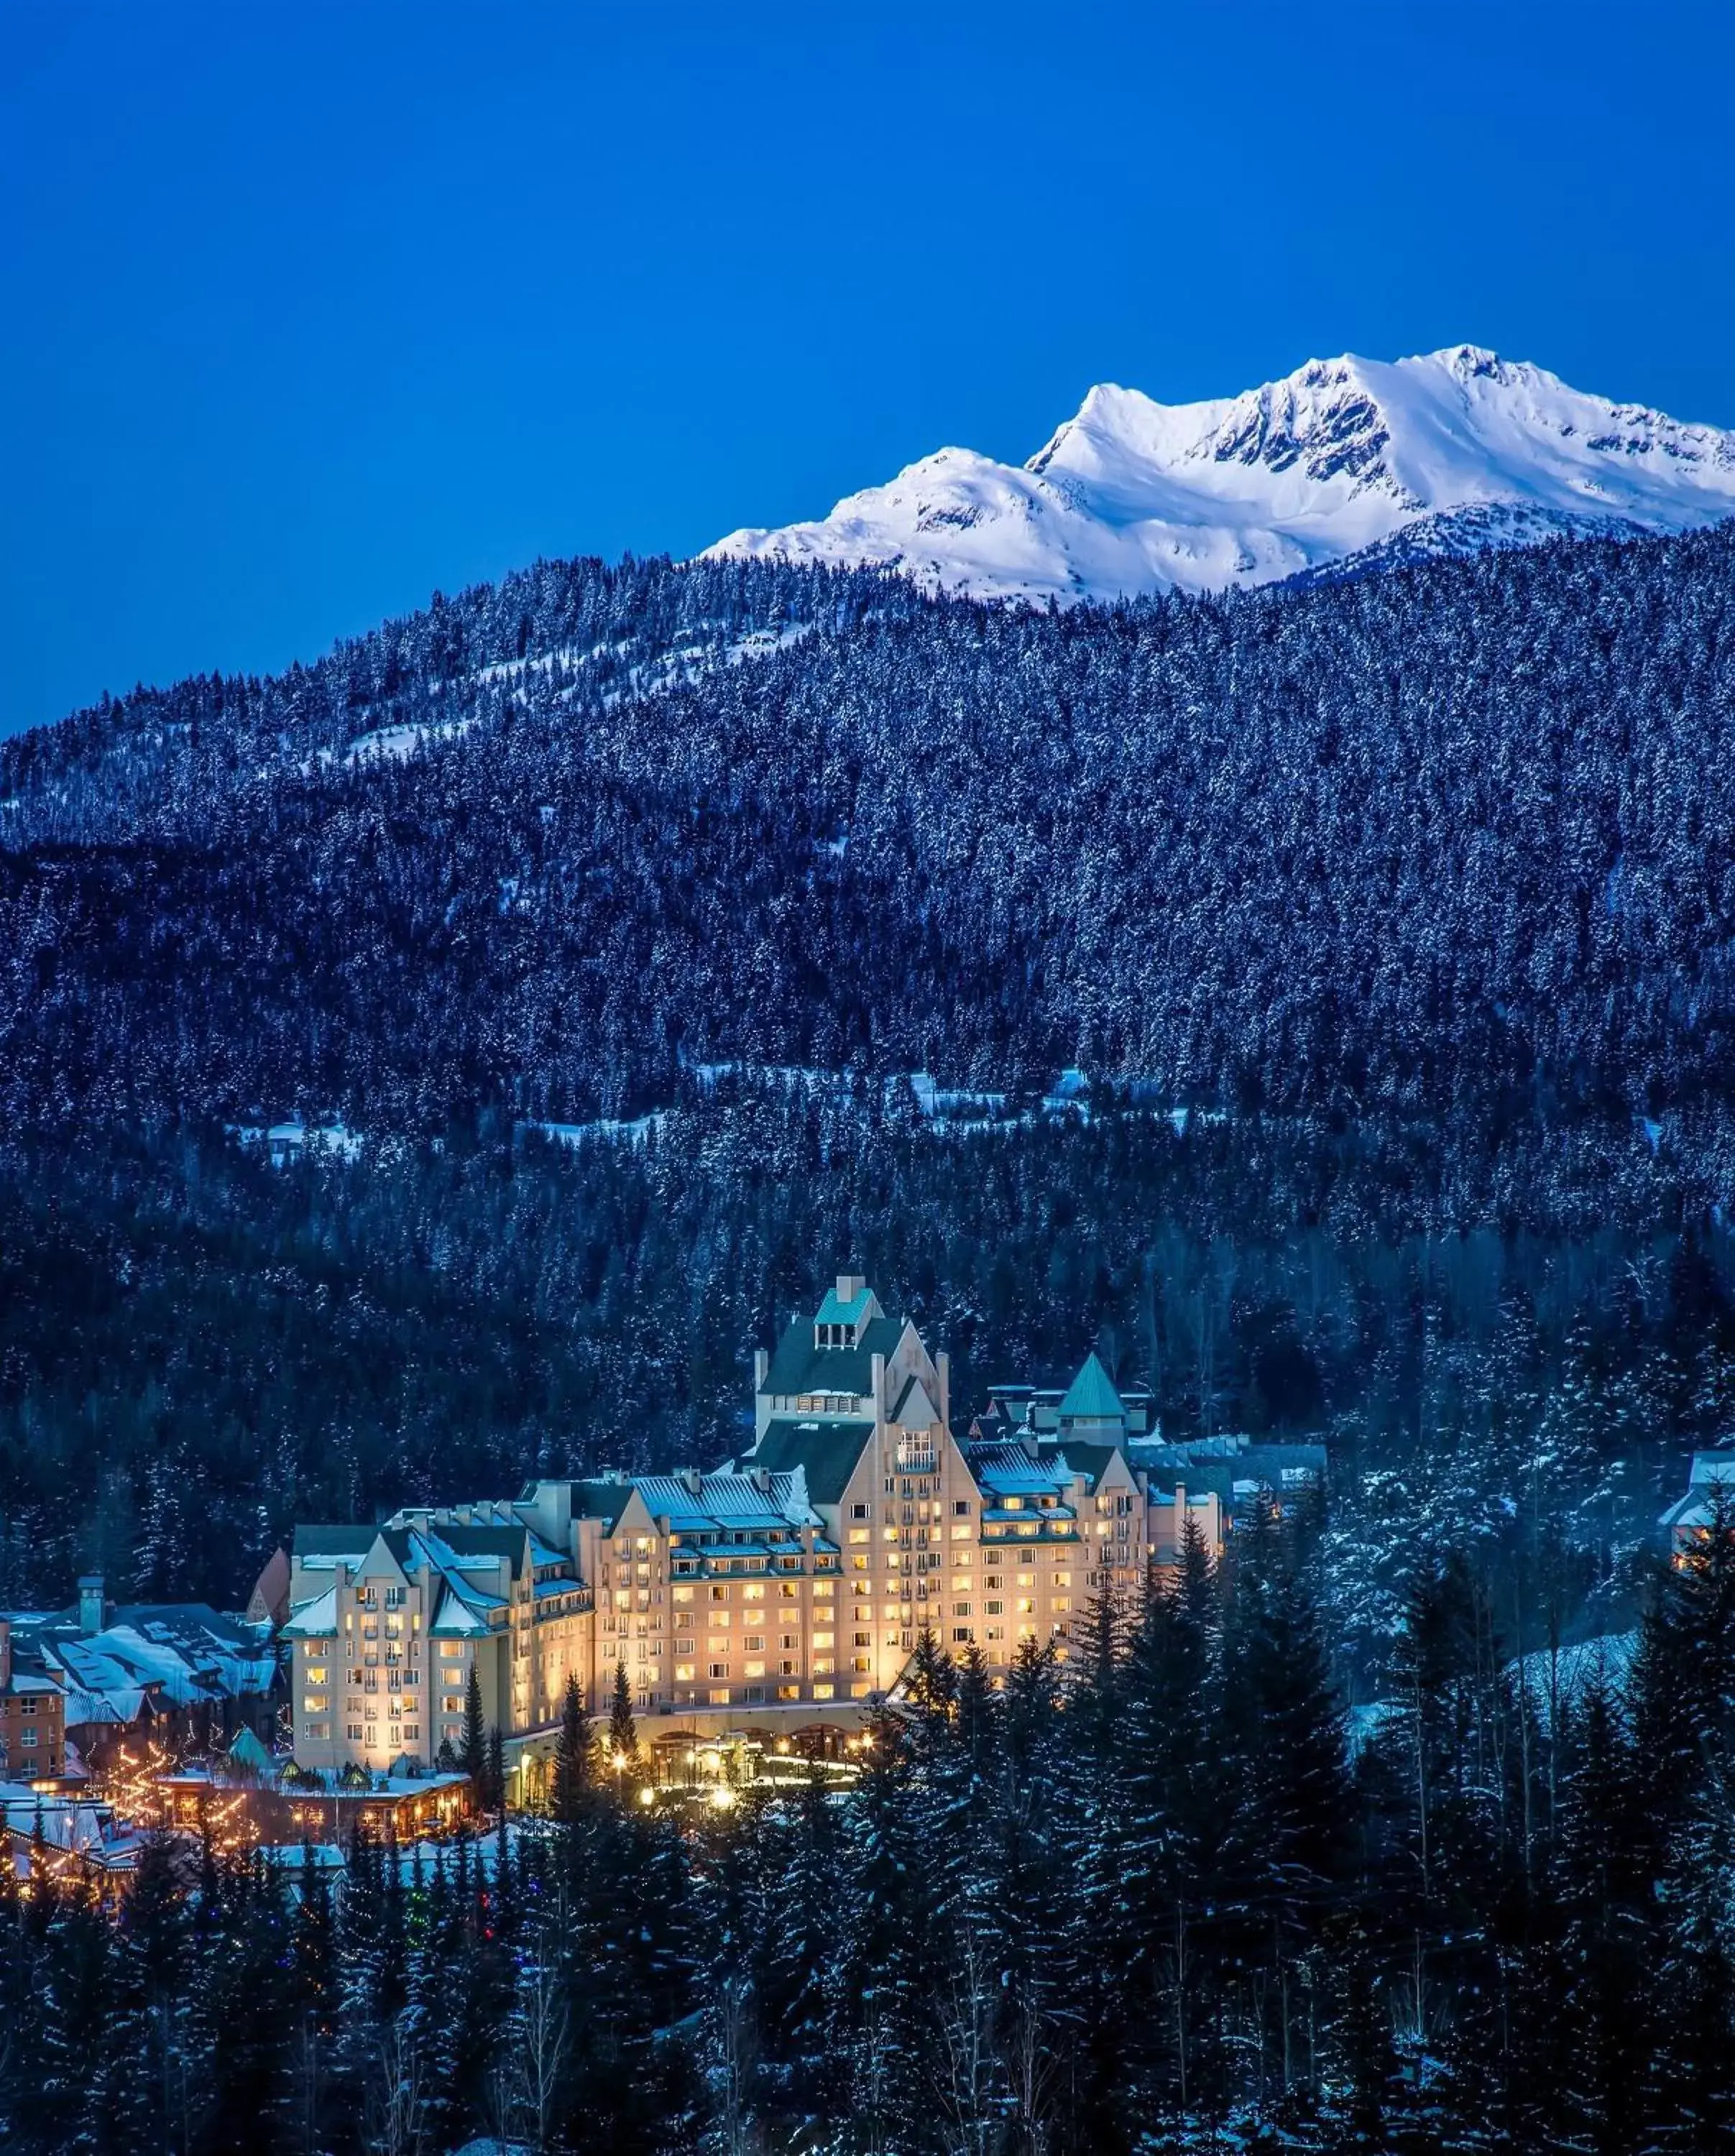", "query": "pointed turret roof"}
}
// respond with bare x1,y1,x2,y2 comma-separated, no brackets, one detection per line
1058,1351,1124,1424
227,1724,272,1776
